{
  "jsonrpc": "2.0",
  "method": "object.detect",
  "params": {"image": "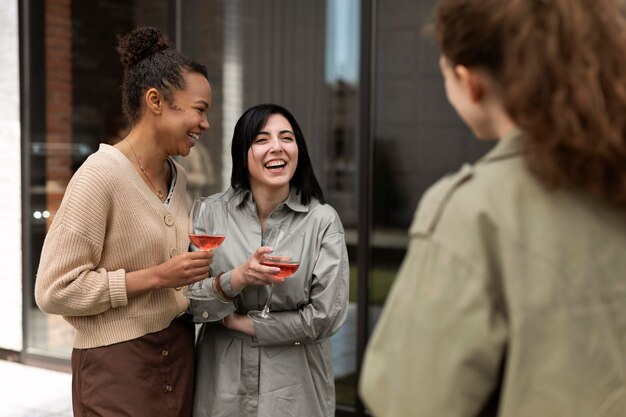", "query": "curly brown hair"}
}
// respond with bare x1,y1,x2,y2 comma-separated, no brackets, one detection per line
116,27,208,124
435,0,626,208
